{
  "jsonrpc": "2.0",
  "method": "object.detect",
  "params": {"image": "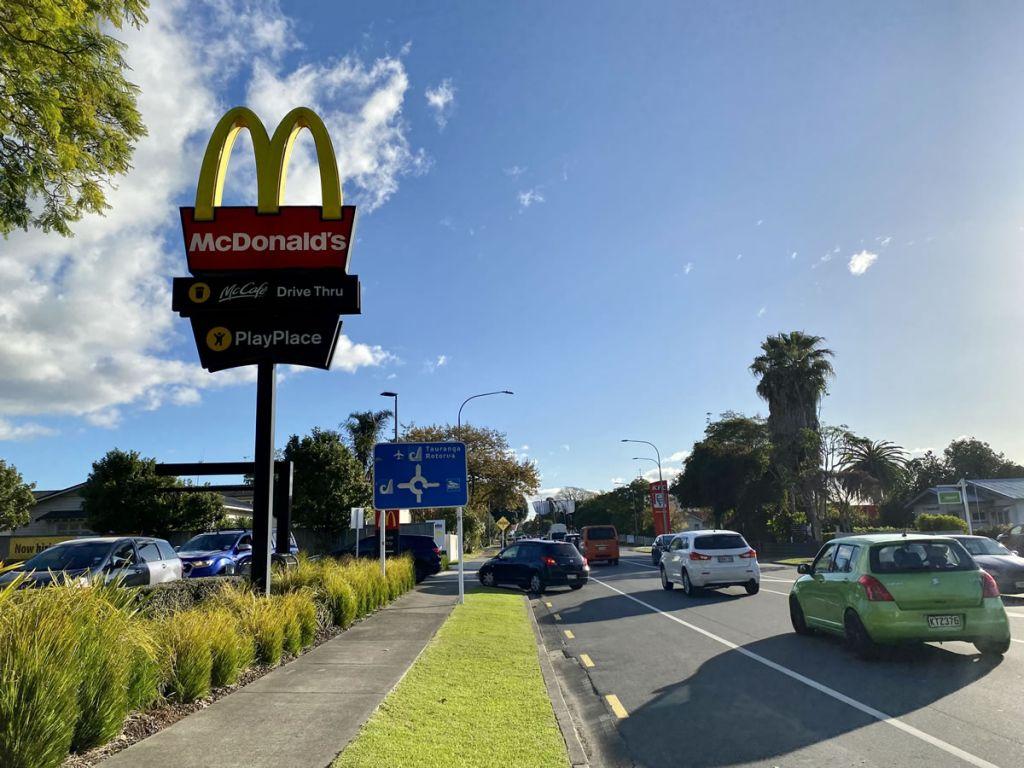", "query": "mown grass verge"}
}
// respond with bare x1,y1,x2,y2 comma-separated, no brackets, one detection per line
334,589,568,768
0,554,415,768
